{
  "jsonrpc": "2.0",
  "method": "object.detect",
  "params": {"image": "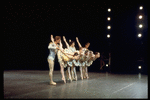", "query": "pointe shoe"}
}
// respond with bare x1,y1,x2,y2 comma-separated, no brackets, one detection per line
83,76,86,79
72,78,76,81
81,77,83,80
62,78,66,83
50,81,57,85
69,78,72,82
75,77,77,81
